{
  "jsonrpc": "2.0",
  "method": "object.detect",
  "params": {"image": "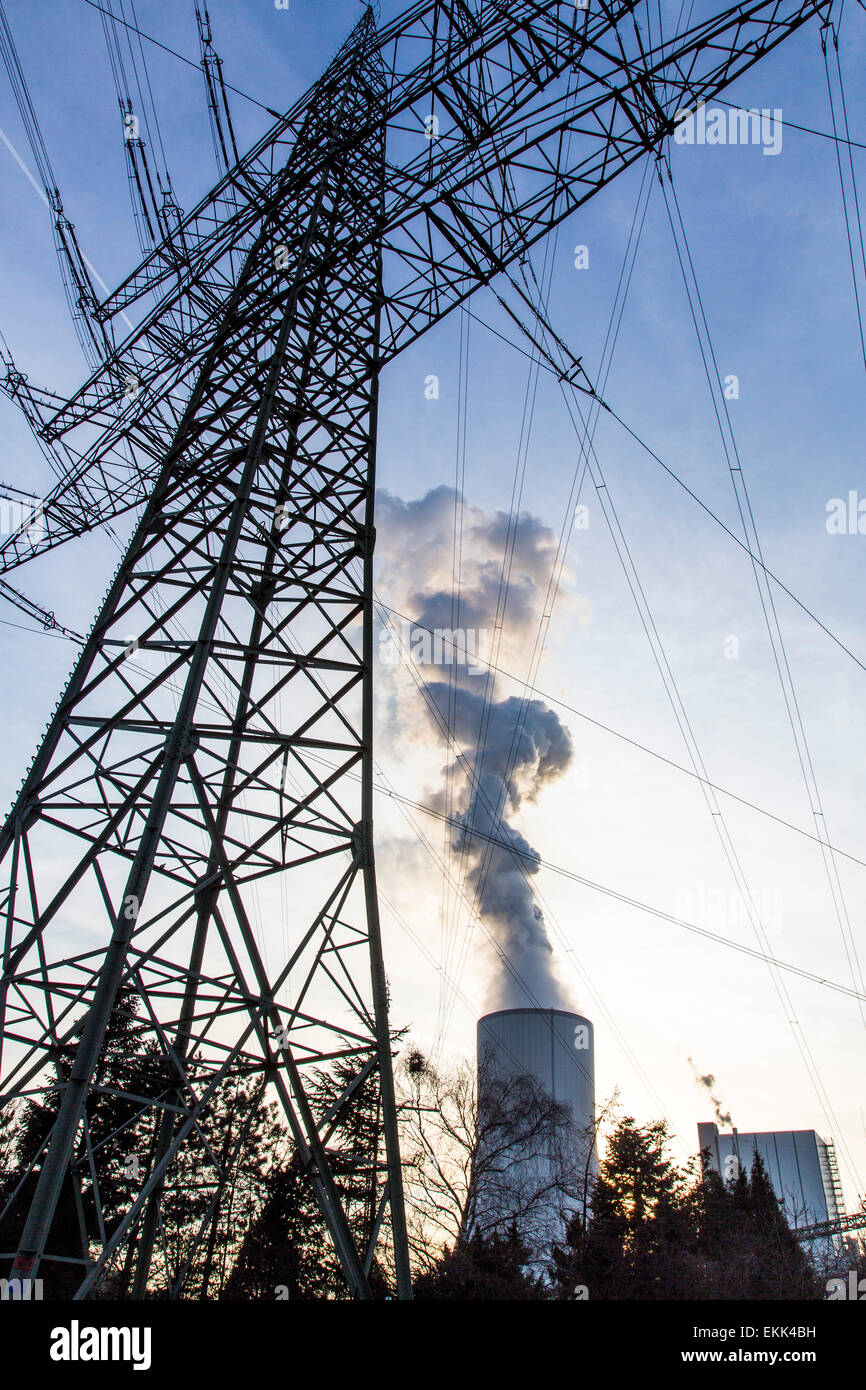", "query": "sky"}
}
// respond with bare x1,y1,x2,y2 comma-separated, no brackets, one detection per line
1,0,866,1213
